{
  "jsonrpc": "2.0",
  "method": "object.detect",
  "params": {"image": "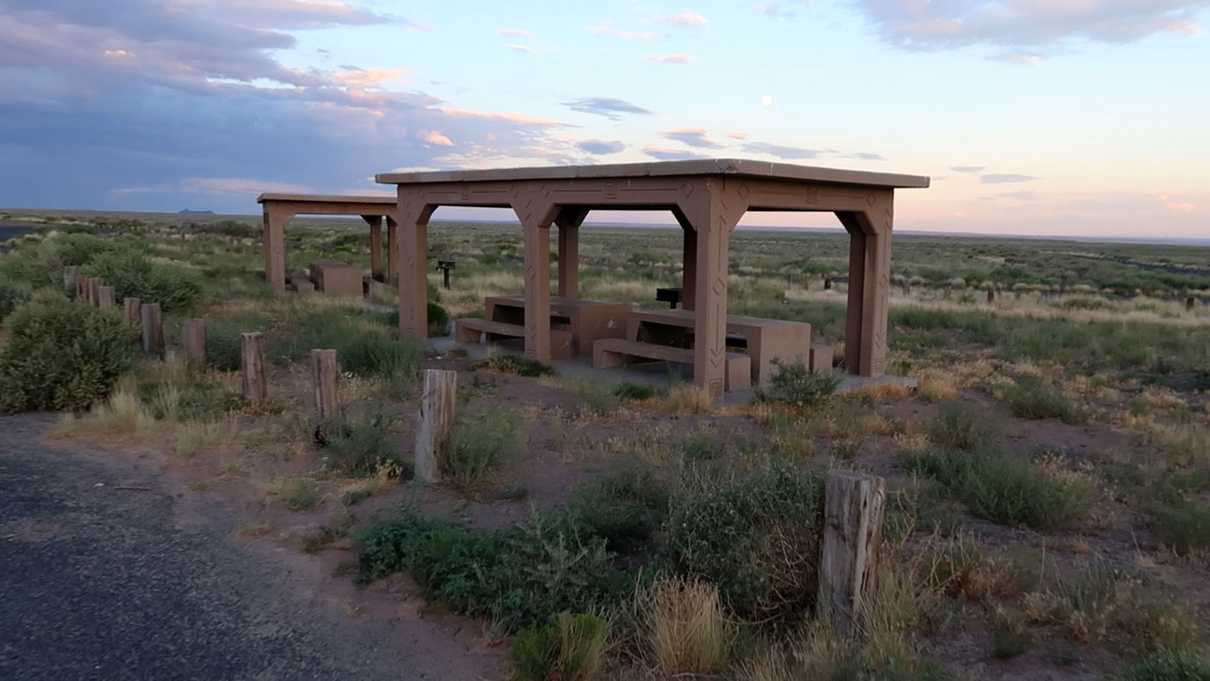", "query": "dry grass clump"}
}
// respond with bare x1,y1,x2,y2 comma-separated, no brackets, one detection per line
174,418,238,457
52,386,158,437
917,371,959,402
649,384,714,414
645,577,732,676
